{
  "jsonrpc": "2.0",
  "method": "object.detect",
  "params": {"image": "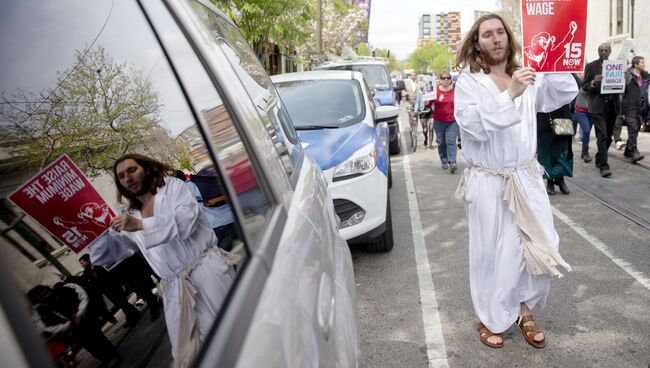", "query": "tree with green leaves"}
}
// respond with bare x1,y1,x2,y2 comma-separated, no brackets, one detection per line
407,43,455,75
211,0,313,63
497,0,522,49
298,0,369,68
0,47,186,176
